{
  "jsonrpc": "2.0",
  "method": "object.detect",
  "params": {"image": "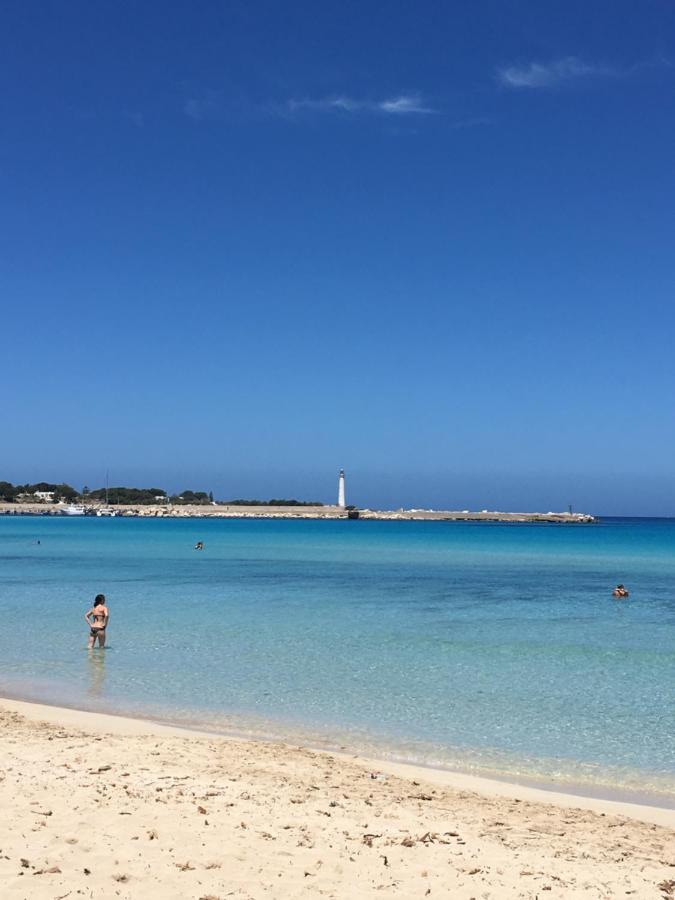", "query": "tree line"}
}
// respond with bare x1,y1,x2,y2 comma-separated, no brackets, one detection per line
222,499,323,506
0,482,213,505
0,481,324,507
0,481,79,501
